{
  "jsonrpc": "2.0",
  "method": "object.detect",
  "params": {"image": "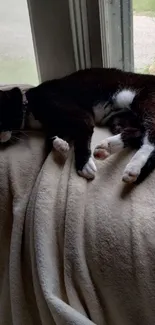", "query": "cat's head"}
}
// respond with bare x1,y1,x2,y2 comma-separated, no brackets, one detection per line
0,87,23,143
